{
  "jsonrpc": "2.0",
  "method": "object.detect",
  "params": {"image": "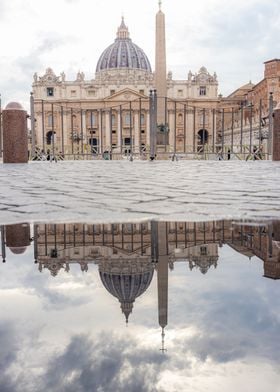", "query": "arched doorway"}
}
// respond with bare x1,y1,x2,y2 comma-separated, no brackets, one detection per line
46,131,56,145
198,129,208,145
